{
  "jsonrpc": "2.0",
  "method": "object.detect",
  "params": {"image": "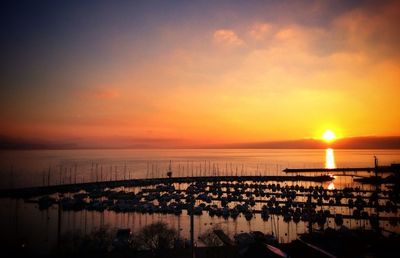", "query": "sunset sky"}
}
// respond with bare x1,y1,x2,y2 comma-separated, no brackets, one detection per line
1,0,399,148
